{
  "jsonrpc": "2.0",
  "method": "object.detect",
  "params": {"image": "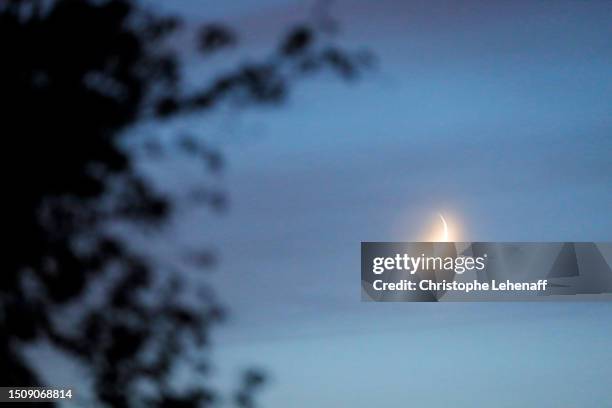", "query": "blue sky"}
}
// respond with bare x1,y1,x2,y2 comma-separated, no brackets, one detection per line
37,0,612,408
129,0,612,406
